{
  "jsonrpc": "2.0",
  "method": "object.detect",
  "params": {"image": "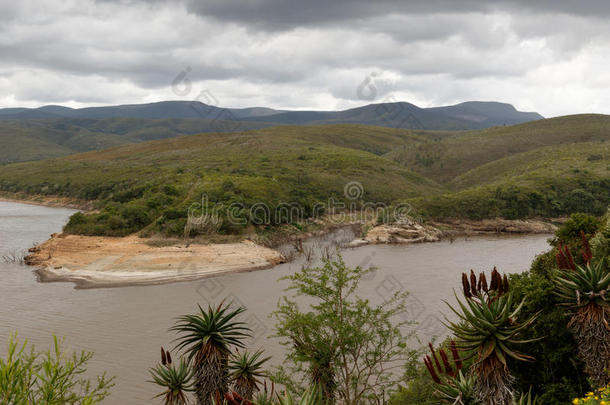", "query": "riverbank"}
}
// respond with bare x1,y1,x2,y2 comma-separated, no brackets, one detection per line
347,218,557,247
0,192,90,210
2,199,555,403
23,216,557,289
7,194,558,287
26,234,284,289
